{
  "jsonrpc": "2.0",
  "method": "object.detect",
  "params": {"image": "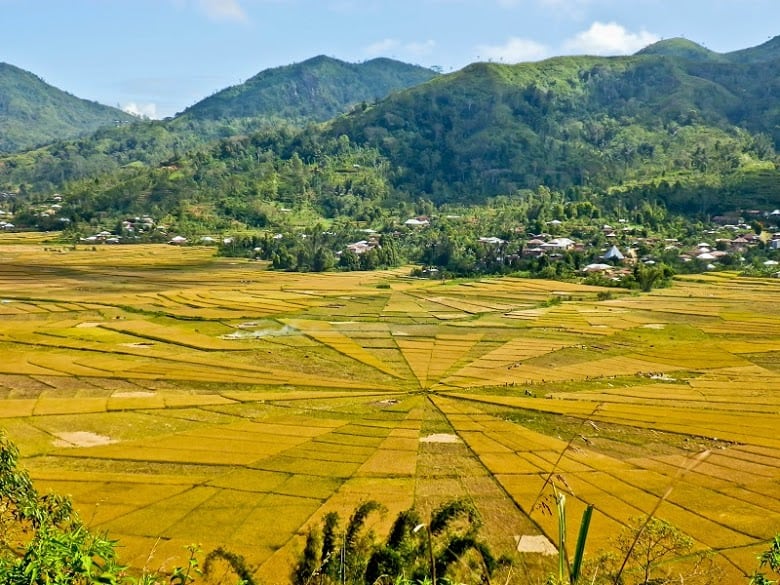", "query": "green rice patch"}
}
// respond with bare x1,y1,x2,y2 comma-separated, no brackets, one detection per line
357,449,417,476
254,455,362,478
105,486,220,536
273,474,343,499
164,489,264,542
334,423,392,438
281,443,373,464
232,495,323,548
206,468,290,492
313,433,385,448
